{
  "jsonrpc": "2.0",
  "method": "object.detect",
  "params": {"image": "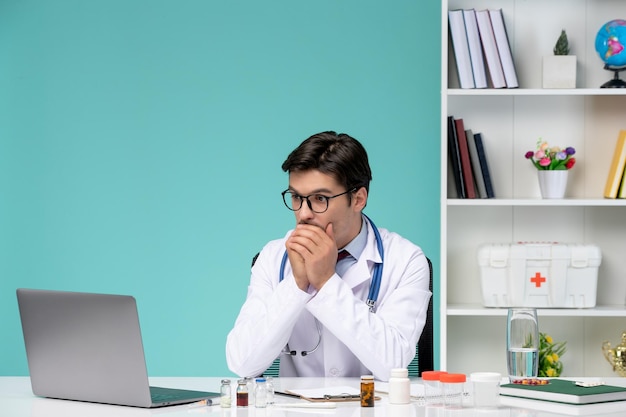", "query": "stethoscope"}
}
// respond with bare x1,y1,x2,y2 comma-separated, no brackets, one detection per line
278,214,384,356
